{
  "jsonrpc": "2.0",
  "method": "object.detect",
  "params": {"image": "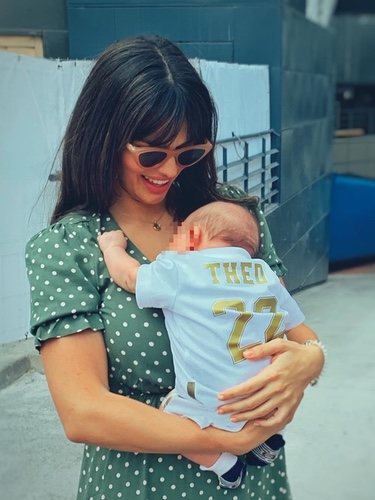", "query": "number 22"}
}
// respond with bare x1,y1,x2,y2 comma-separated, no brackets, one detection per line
212,297,284,363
